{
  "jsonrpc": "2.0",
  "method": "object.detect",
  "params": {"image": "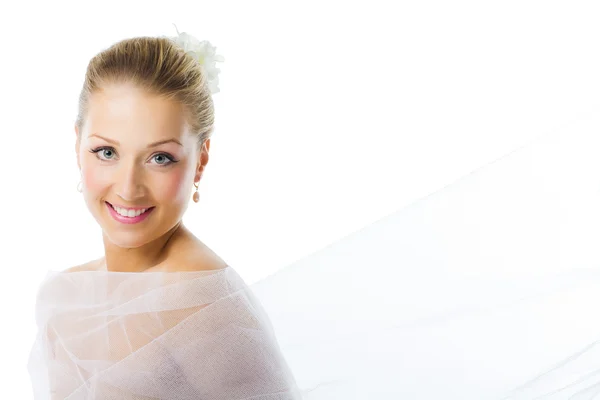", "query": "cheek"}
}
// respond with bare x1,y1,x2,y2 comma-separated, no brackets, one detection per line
82,166,111,194
156,169,190,203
